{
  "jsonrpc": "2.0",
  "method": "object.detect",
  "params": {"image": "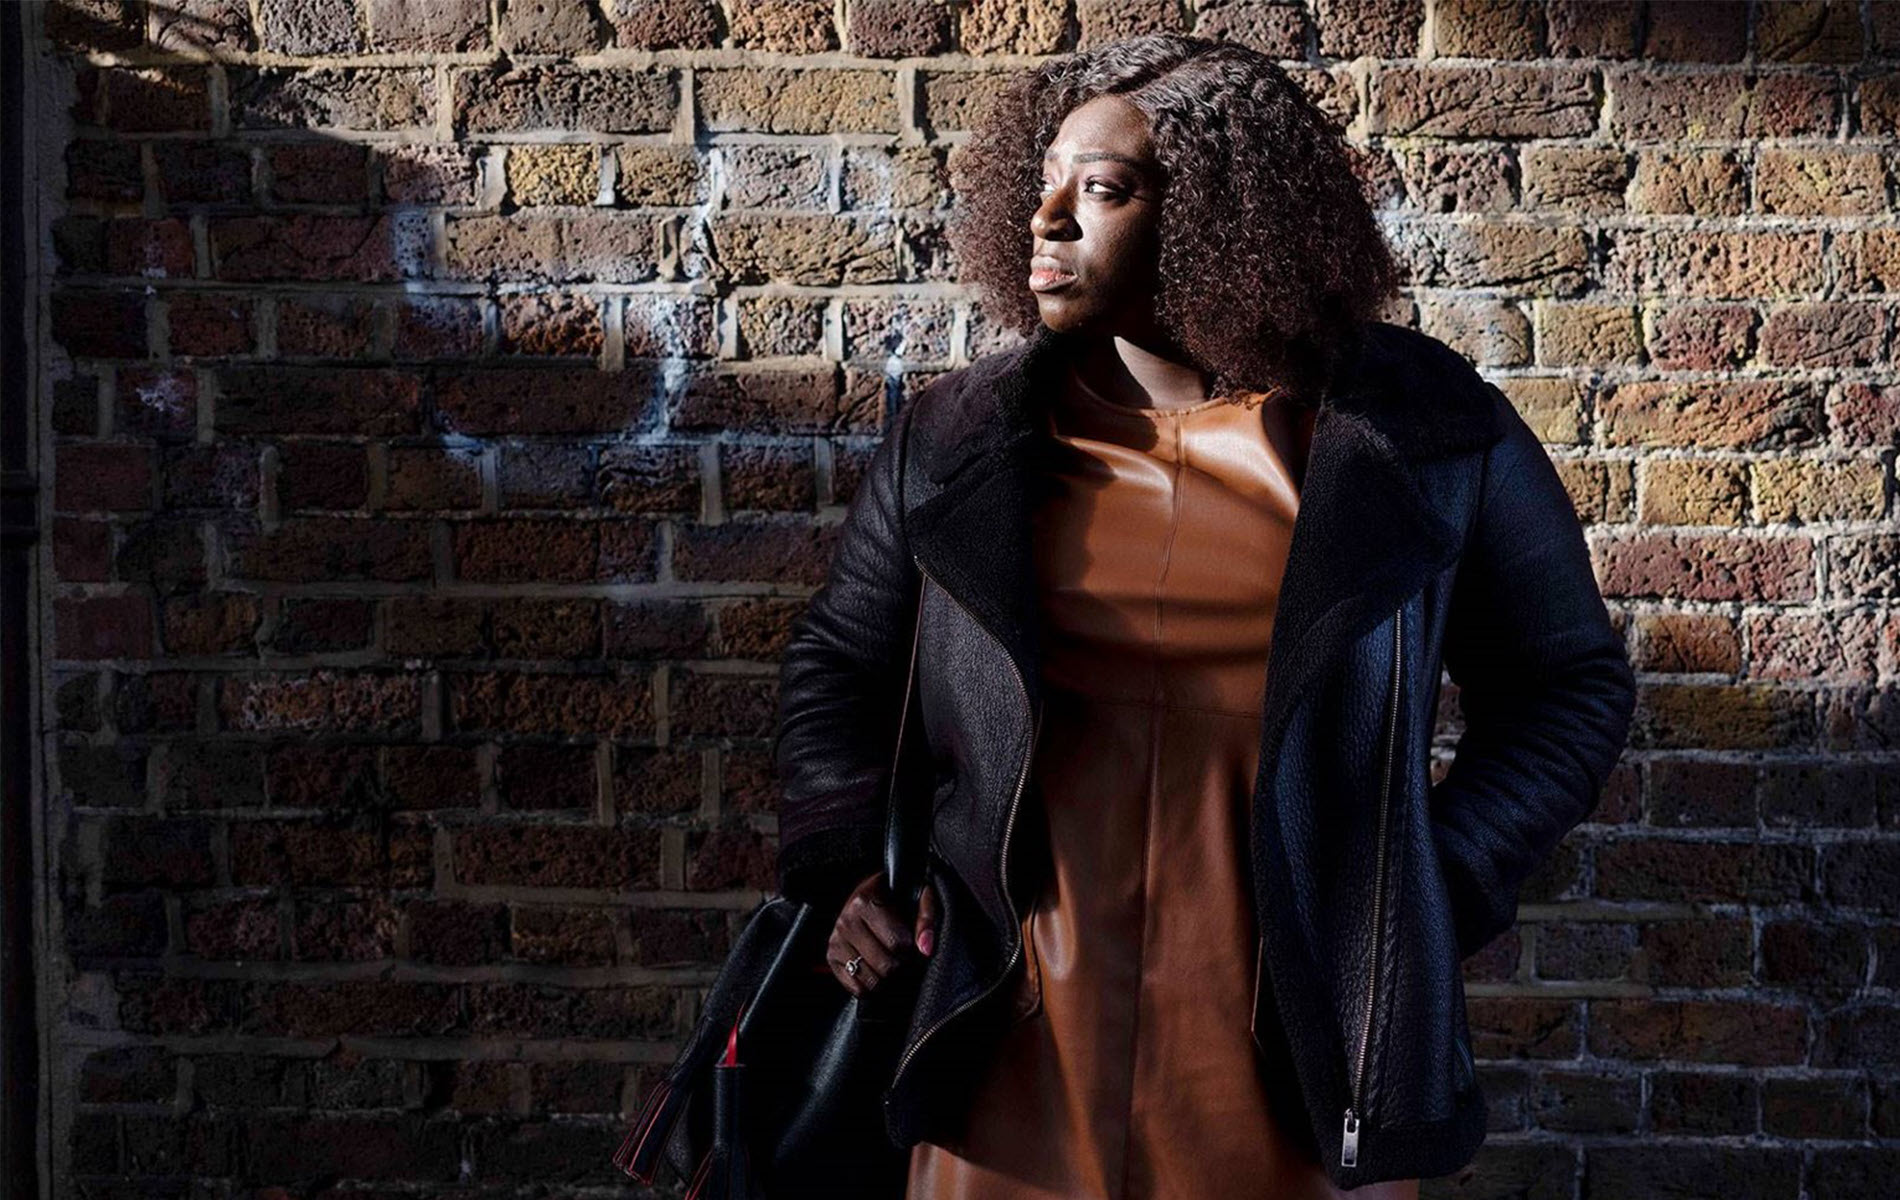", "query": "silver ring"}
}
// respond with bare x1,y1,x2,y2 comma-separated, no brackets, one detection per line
846,955,864,976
